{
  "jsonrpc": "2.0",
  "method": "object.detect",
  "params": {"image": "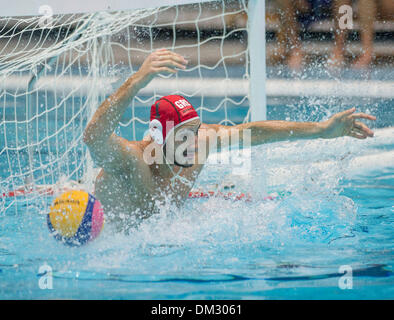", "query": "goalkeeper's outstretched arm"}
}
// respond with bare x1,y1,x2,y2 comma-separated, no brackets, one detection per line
240,107,376,145
203,108,375,152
